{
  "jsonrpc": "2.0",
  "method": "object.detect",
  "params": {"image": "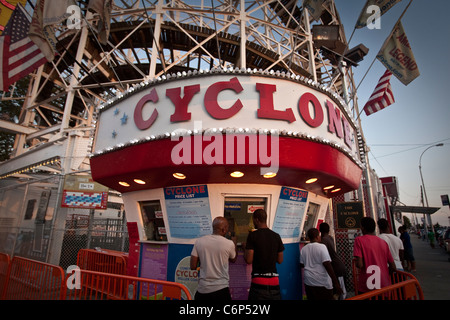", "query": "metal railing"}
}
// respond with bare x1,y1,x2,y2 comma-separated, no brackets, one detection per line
66,269,192,300
2,256,66,300
77,248,128,275
346,279,424,300
350,258,424,300
0,252,191,300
